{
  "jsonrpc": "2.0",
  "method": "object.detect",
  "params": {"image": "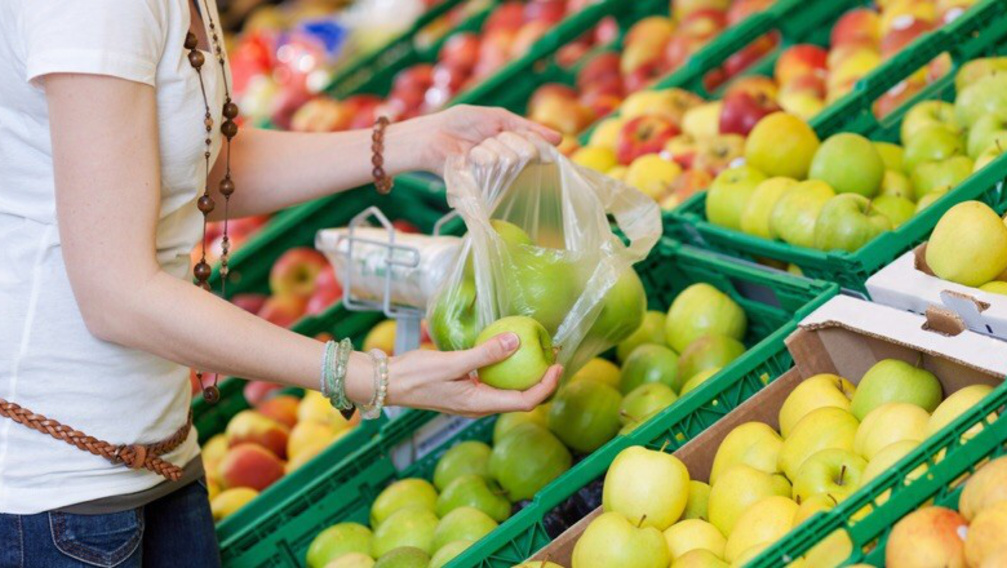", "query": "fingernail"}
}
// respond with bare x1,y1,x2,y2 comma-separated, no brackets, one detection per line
500,333,519,351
